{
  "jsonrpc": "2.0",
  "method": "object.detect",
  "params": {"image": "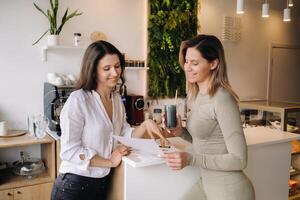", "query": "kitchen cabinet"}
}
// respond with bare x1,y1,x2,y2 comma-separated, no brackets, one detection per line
0,189,13,200
0,183,52,200
13,182,53,200
0,134,55,200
